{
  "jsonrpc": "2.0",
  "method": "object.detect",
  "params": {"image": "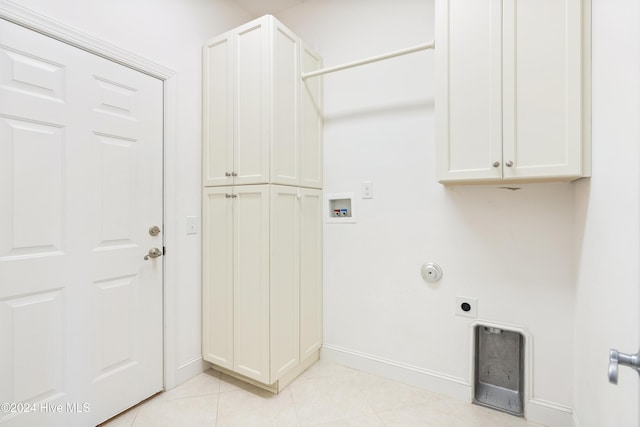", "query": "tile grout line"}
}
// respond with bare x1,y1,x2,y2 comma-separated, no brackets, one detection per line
214,370,222,427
